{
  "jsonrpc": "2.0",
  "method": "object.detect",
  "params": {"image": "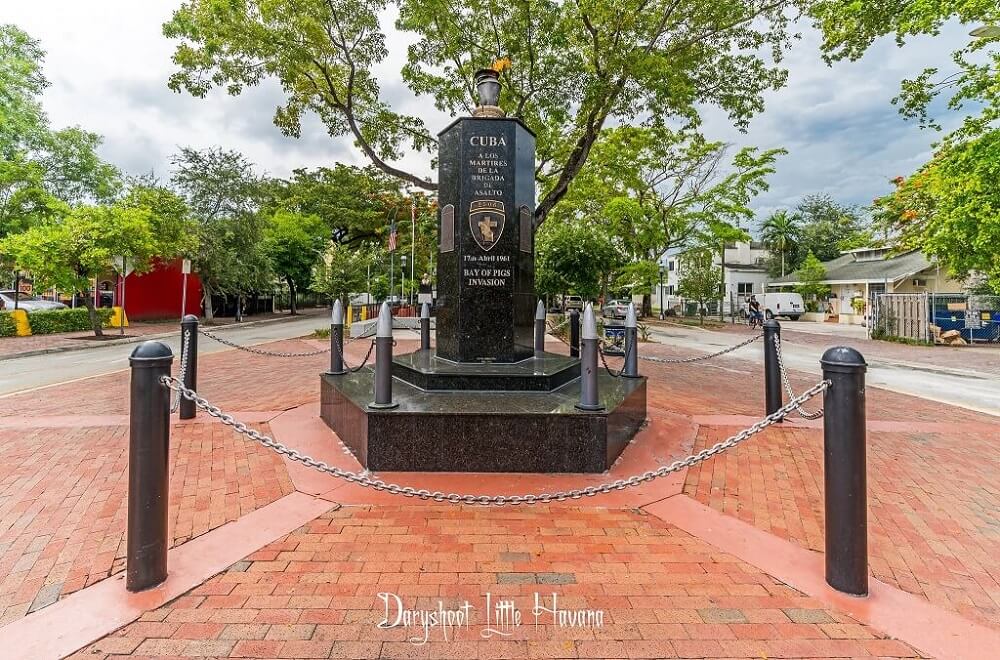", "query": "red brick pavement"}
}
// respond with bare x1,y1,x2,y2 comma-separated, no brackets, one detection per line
71,506,920,659
0,421,293,625
684,423,1000,630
